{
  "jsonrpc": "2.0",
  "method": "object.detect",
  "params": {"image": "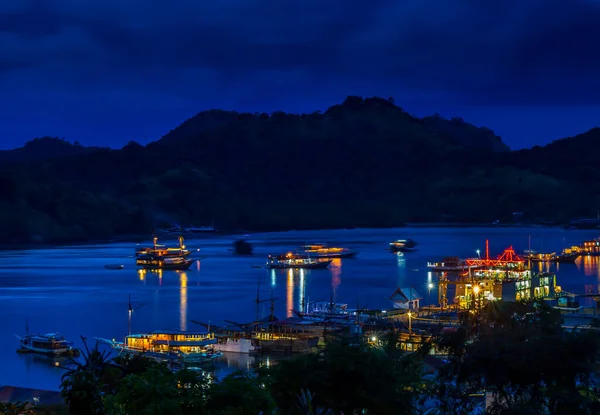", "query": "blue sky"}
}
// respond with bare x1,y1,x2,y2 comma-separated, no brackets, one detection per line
1,0,599,150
